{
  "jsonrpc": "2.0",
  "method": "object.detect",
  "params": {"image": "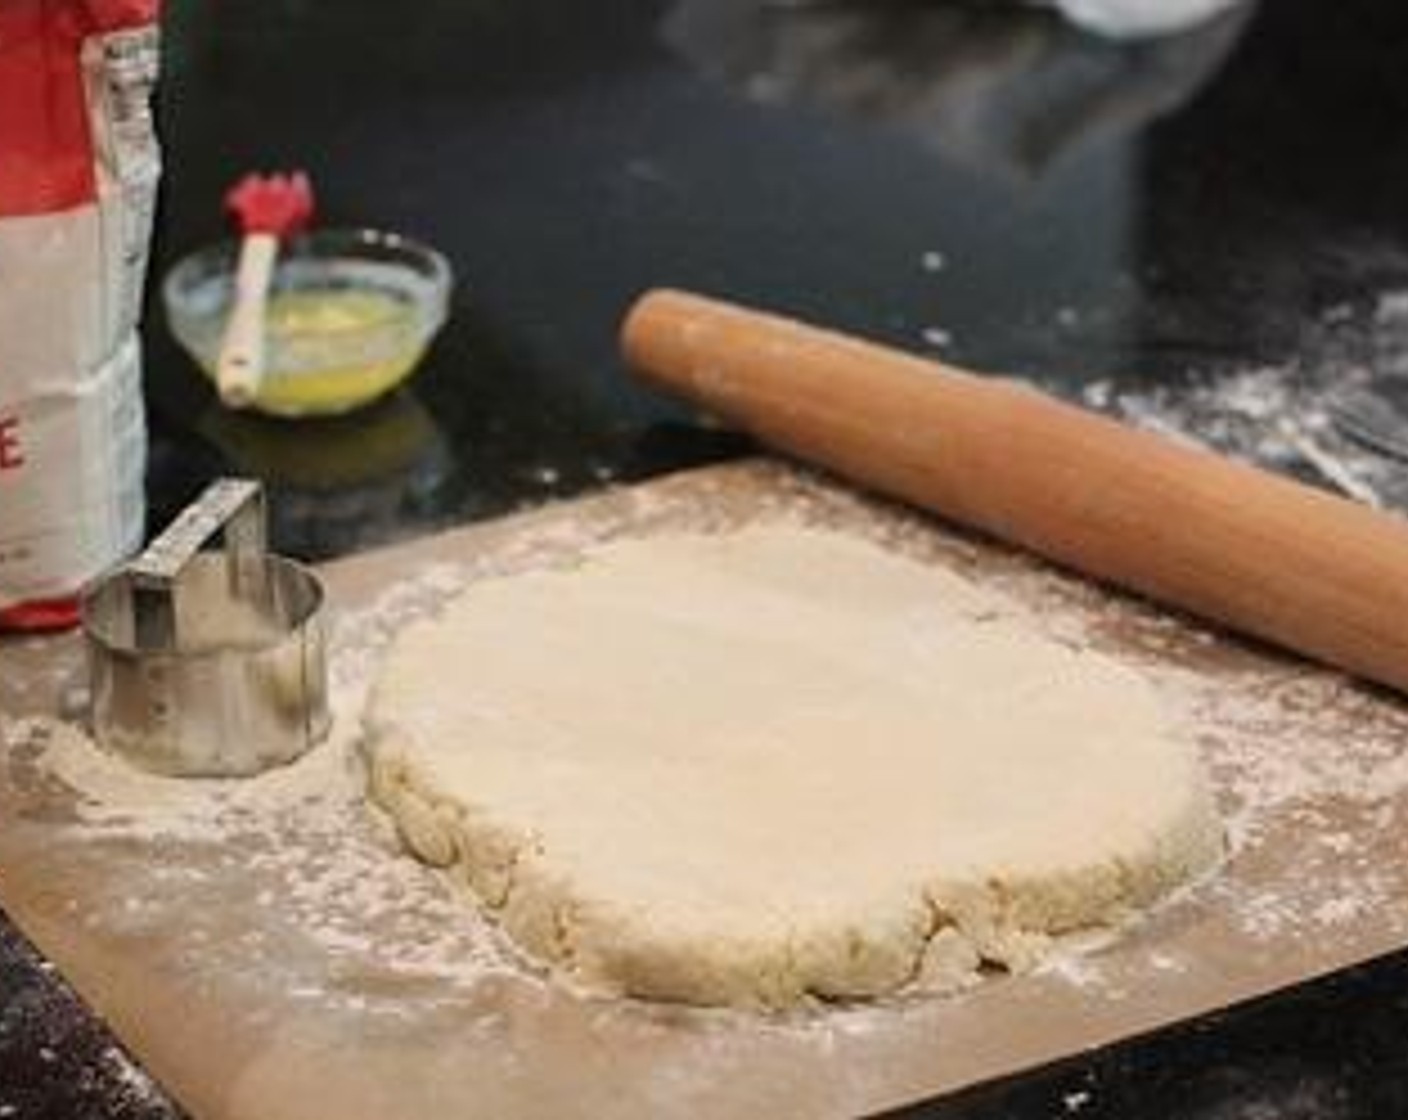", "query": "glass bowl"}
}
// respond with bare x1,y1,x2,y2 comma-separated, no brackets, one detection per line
163,228,453,418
